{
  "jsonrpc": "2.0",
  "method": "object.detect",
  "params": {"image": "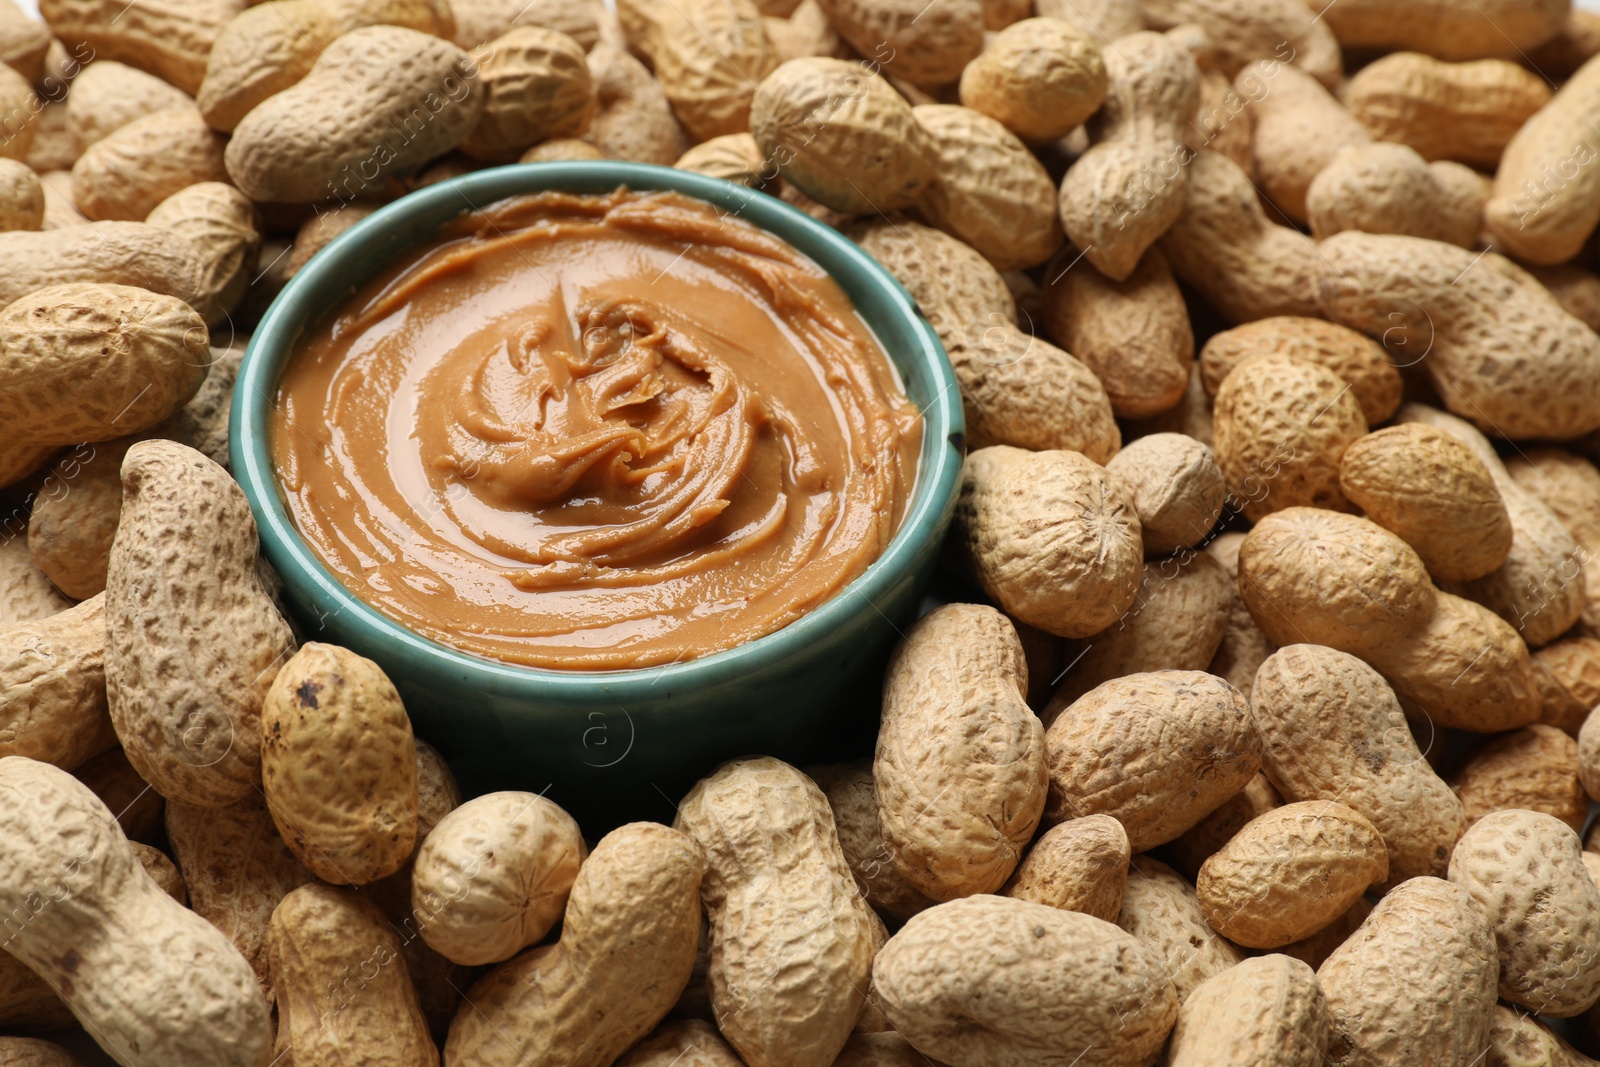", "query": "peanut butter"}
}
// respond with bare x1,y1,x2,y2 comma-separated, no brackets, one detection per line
270,189,922,670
